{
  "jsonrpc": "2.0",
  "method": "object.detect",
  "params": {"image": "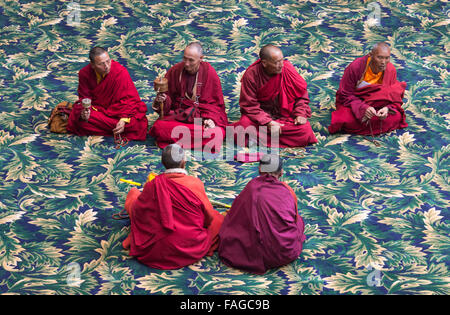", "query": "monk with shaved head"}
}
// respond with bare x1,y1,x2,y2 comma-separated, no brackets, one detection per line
149,42,228,152
219,154,306,274
328,42,408,136
121,143,225,269
66,46,148,141
233,44,317,149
